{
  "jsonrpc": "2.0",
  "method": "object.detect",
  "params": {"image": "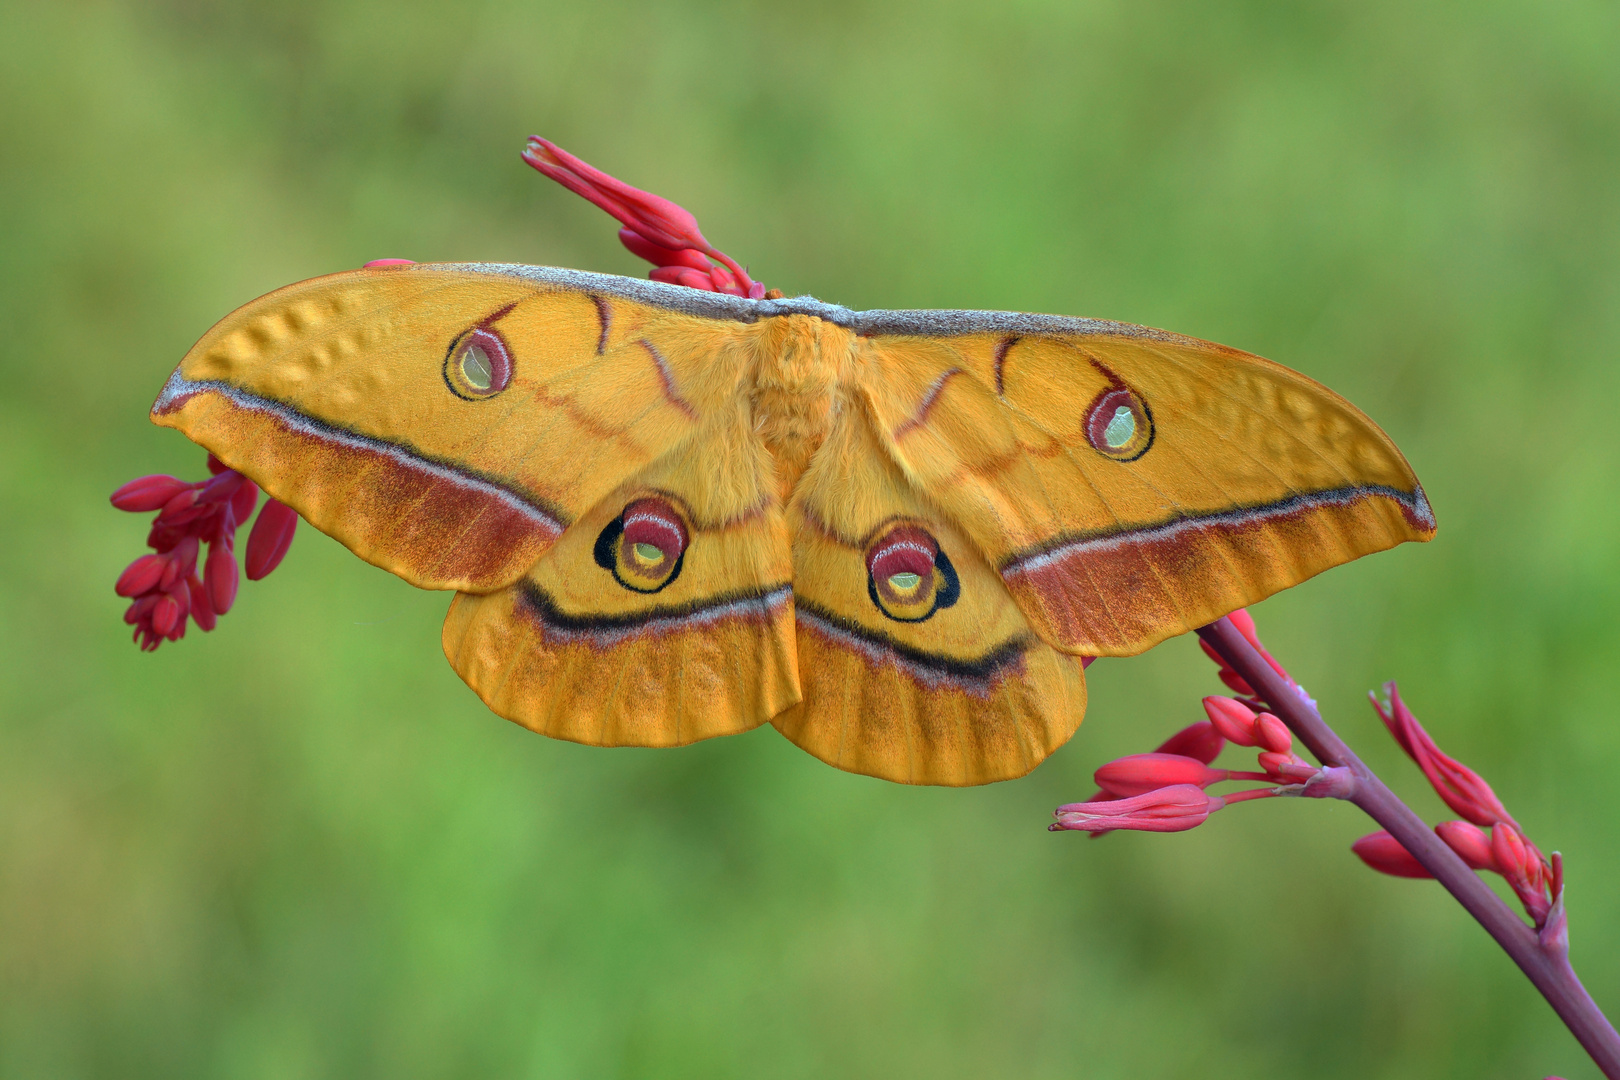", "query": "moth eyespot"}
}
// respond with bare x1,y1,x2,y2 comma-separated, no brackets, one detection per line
865,524,960,623
443,327,512,399
593,496,689,593
461,345,493,389
1084,387,1153,460
1103,406,1134,446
